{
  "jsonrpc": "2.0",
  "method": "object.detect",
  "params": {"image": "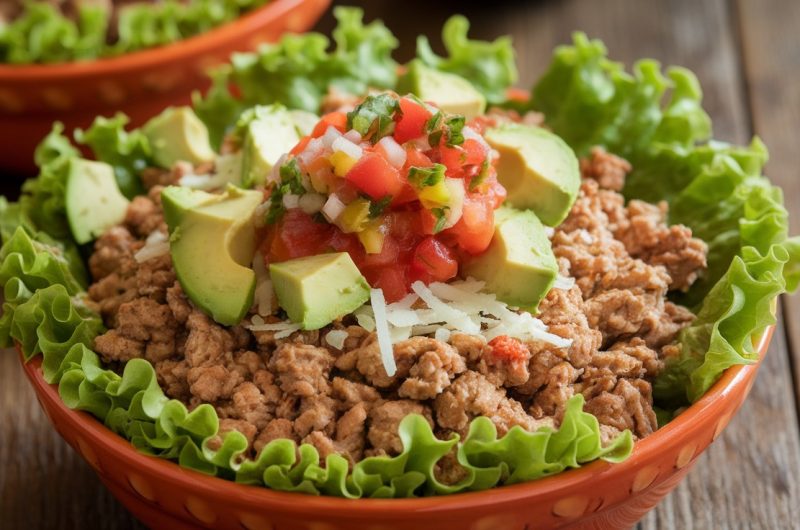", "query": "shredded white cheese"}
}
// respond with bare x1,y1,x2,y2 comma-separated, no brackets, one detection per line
370,288,397,377
325,329,349,350
134,231,169,263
